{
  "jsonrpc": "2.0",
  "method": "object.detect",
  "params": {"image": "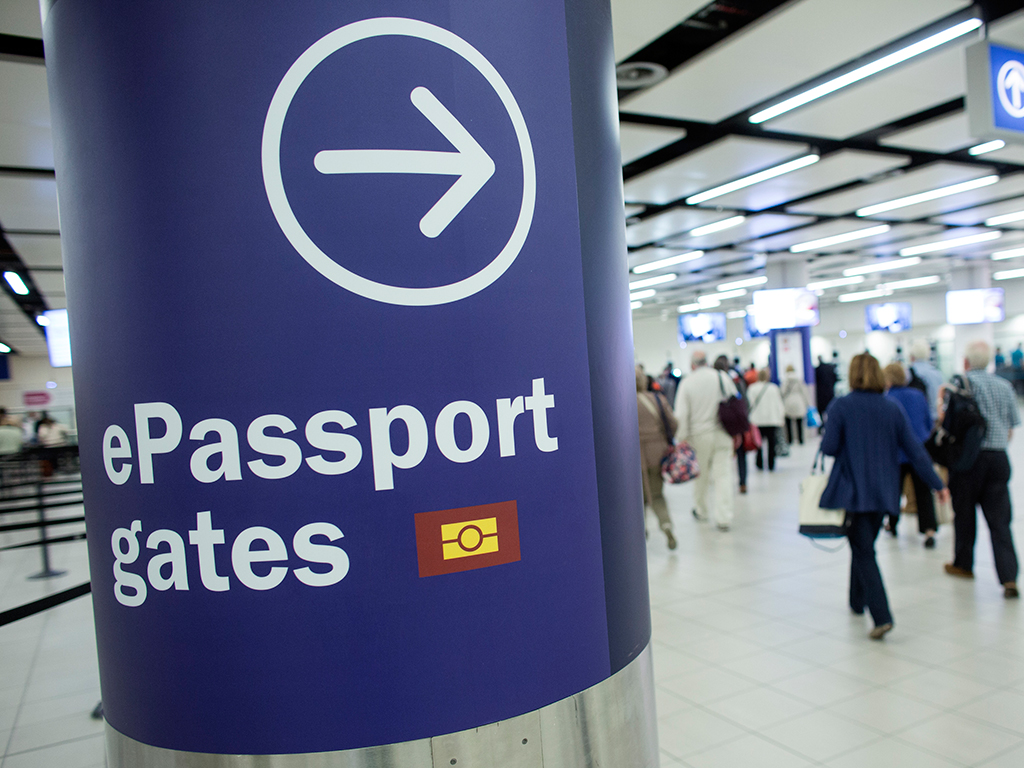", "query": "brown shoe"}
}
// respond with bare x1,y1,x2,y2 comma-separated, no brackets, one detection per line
869,623,893,640
1005,582,1020,599
739,484,747,494
944,563,974,578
